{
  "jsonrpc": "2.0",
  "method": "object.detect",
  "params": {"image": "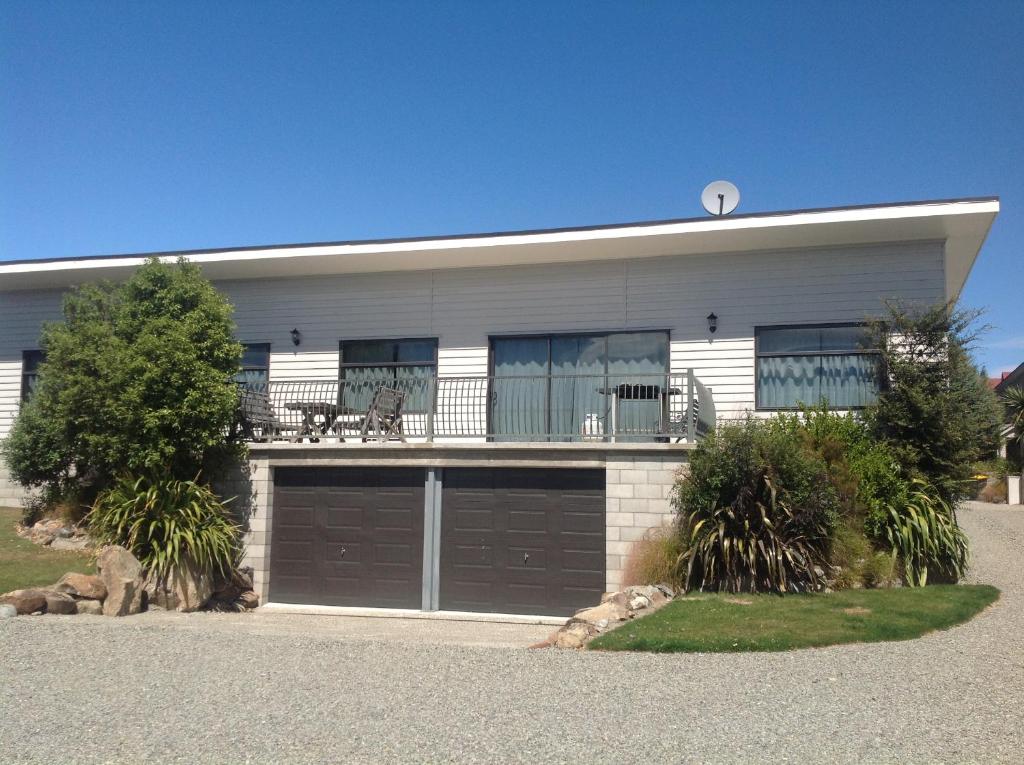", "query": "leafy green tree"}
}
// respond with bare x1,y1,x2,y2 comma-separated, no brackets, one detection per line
864,302,1003,504
2,258,243,502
